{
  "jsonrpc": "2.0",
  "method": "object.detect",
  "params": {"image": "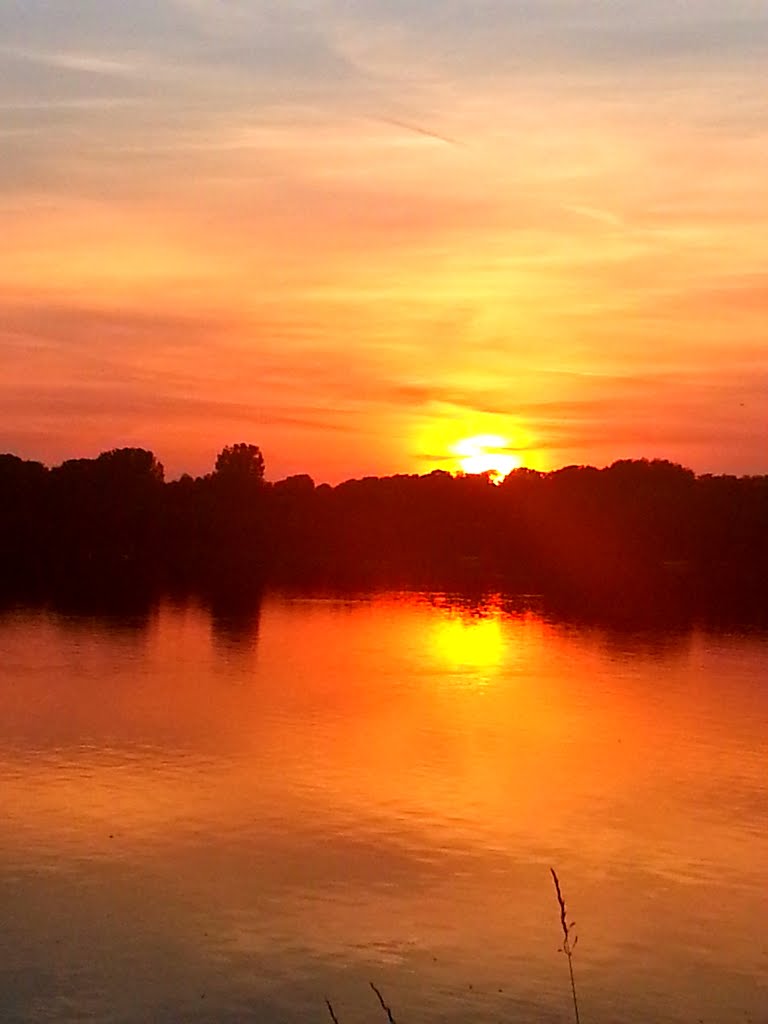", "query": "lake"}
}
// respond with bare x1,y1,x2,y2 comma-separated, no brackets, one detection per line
0,591,765,1023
